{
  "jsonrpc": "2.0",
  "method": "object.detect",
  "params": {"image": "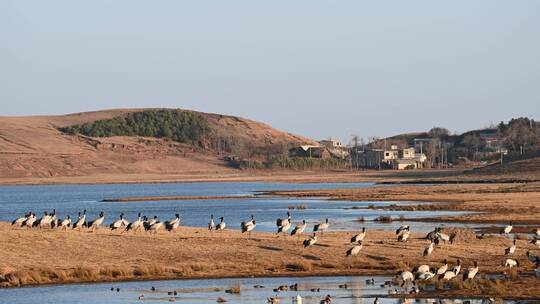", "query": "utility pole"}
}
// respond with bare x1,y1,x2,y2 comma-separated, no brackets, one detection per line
438,141,441,169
